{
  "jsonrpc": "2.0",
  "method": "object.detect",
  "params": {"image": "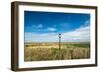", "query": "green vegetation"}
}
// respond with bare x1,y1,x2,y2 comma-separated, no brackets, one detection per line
24,42,90,61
